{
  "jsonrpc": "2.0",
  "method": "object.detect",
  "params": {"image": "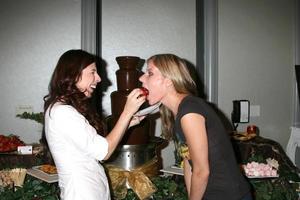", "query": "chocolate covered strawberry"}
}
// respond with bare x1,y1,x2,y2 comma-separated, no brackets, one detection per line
140,87,149,96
